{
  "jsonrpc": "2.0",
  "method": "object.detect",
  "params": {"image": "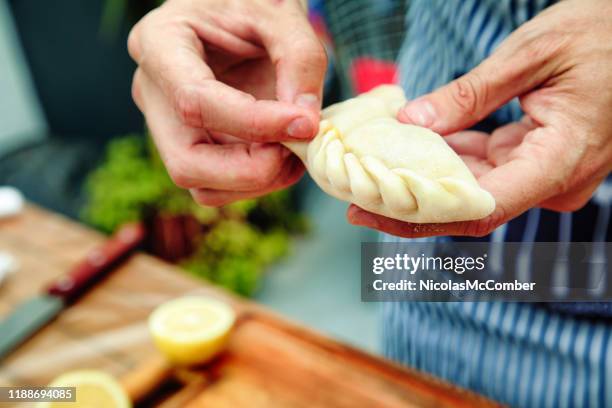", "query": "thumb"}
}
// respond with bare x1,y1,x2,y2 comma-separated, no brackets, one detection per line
398,33,559,135
258,1,327,117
